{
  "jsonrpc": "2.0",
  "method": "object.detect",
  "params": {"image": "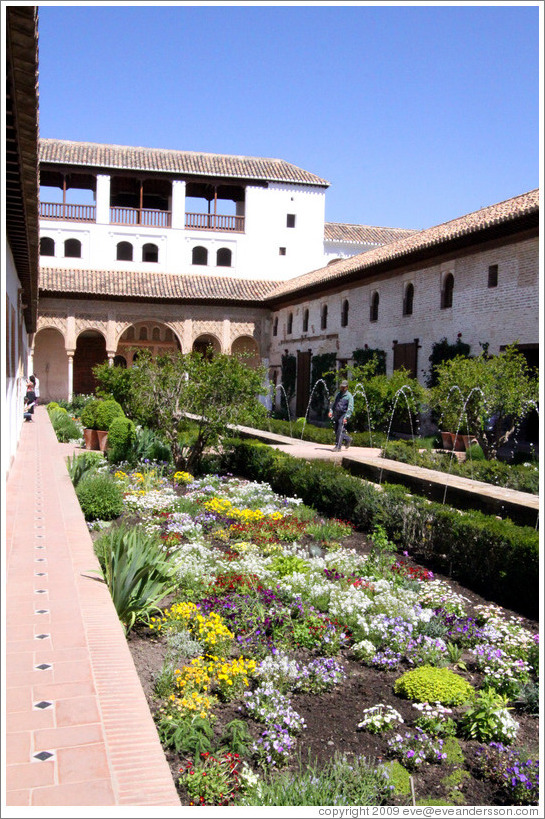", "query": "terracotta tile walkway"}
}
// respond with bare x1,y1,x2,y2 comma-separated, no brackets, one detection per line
4,407,181,807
